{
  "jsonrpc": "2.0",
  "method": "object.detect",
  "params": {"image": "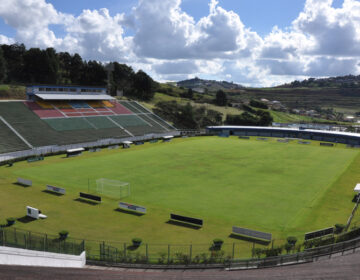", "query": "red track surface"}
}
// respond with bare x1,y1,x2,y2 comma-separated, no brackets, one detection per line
1,251,360,280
